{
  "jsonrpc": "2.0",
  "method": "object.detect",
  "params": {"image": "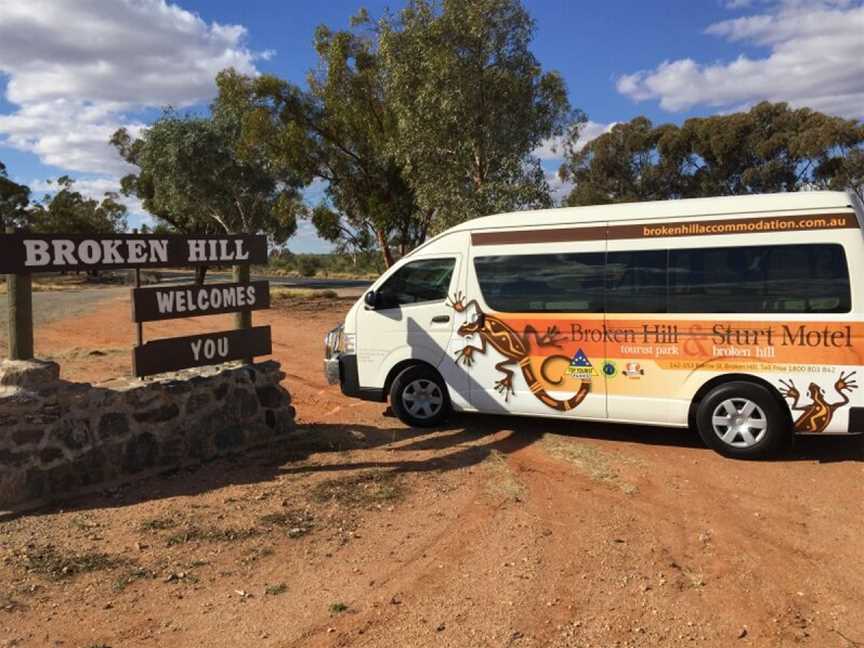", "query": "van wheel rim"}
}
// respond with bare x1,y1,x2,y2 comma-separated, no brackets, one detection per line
711,398,768,448
402,379,443,419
